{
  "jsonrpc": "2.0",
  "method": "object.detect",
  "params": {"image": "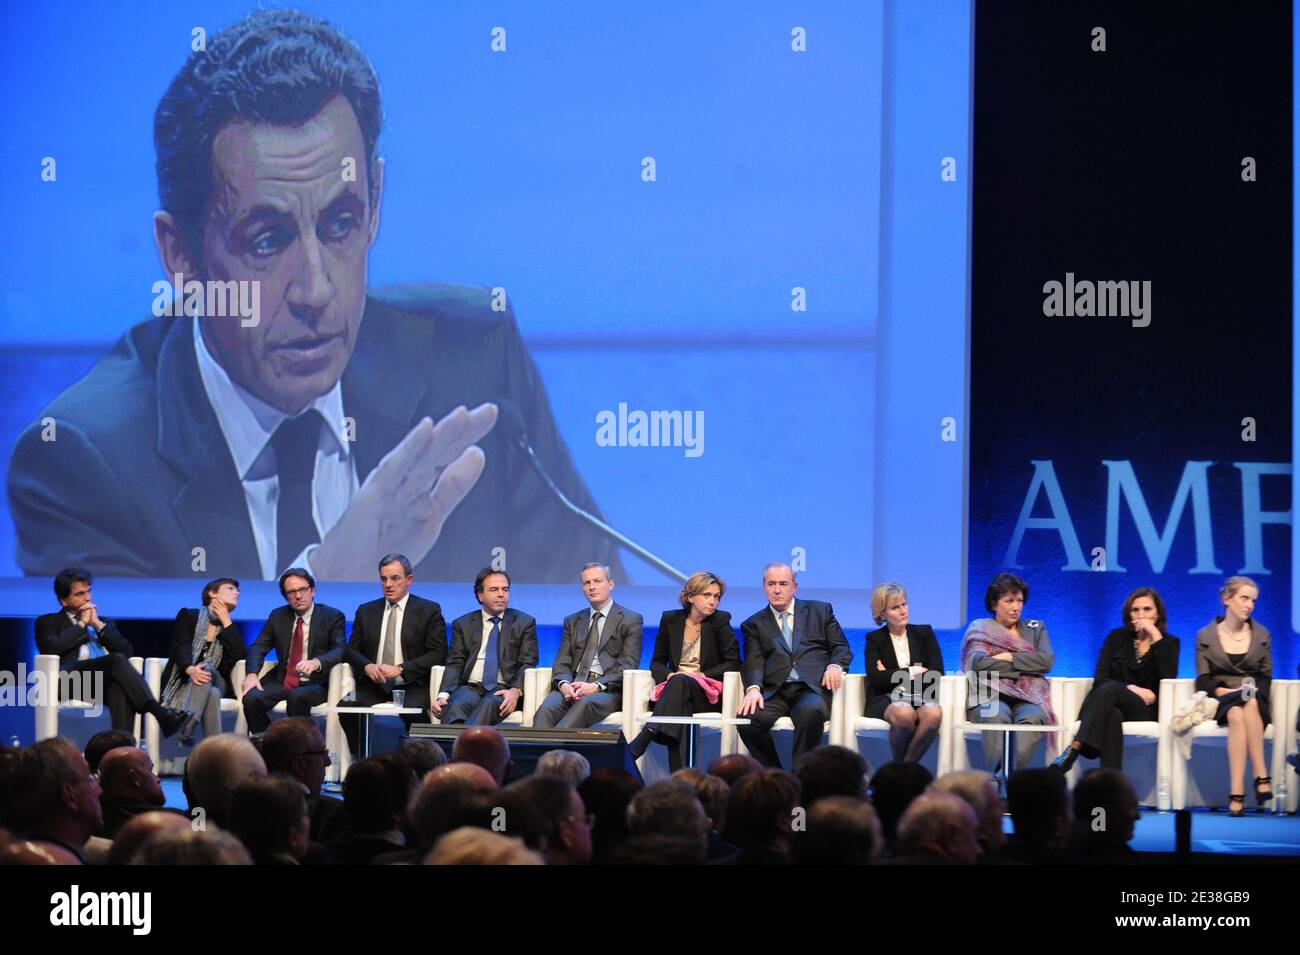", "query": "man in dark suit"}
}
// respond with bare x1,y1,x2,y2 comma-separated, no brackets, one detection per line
342,554,447,754
262,716,348,845
5,9,624,586
241,567,346,736
433,569,537,726
35,569,189,737
532,562,643,729
737,563,852,769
